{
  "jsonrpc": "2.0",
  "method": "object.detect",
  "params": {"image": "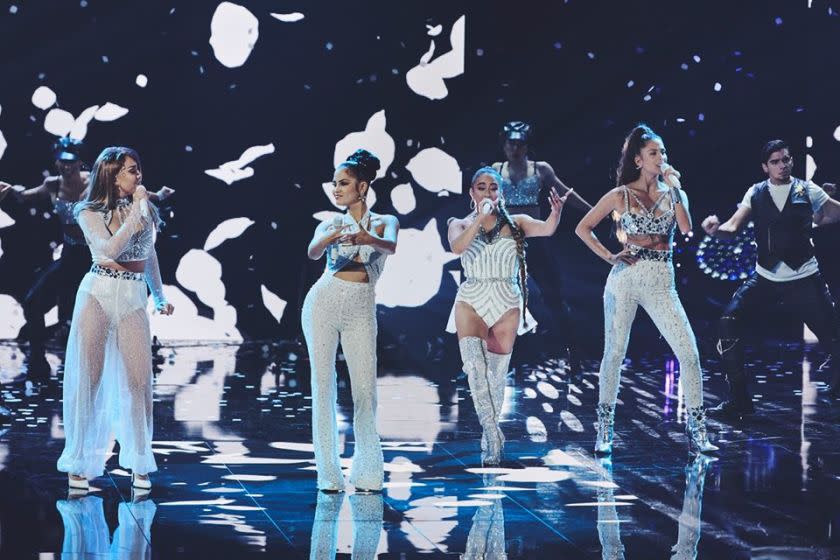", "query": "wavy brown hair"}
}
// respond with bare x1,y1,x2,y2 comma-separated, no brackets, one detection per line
471,166,529,328
74,146,161,228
